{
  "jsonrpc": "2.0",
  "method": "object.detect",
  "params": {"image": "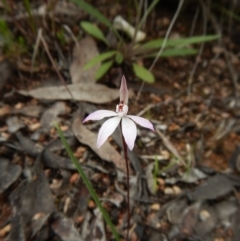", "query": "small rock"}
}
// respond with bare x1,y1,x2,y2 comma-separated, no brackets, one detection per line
0,224,11,238
32,212,45,221
60,125,69,131
150,203,161,211
29,122,41,131
74,146,86,158
157,178,165,190
88,200,96,209
173,185,182,195
164,187,174,195
161,150,170,159
70,173,79,184
50,179,62,190
199,210,210,221
63,197,71,213
15,102,24,109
